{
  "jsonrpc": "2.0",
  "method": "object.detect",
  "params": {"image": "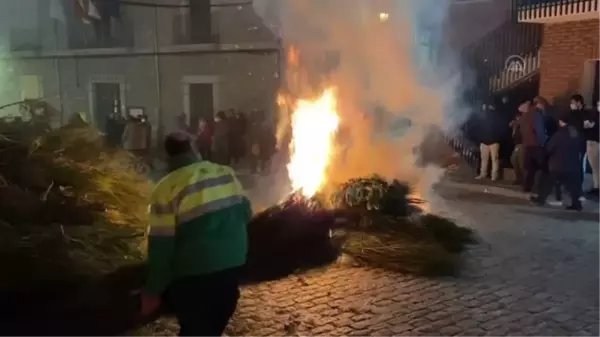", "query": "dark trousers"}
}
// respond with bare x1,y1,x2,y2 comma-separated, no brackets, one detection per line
538,171,582,207
198,146,211,161
524,146,547,193
510,144,526,183
165,268,241,336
